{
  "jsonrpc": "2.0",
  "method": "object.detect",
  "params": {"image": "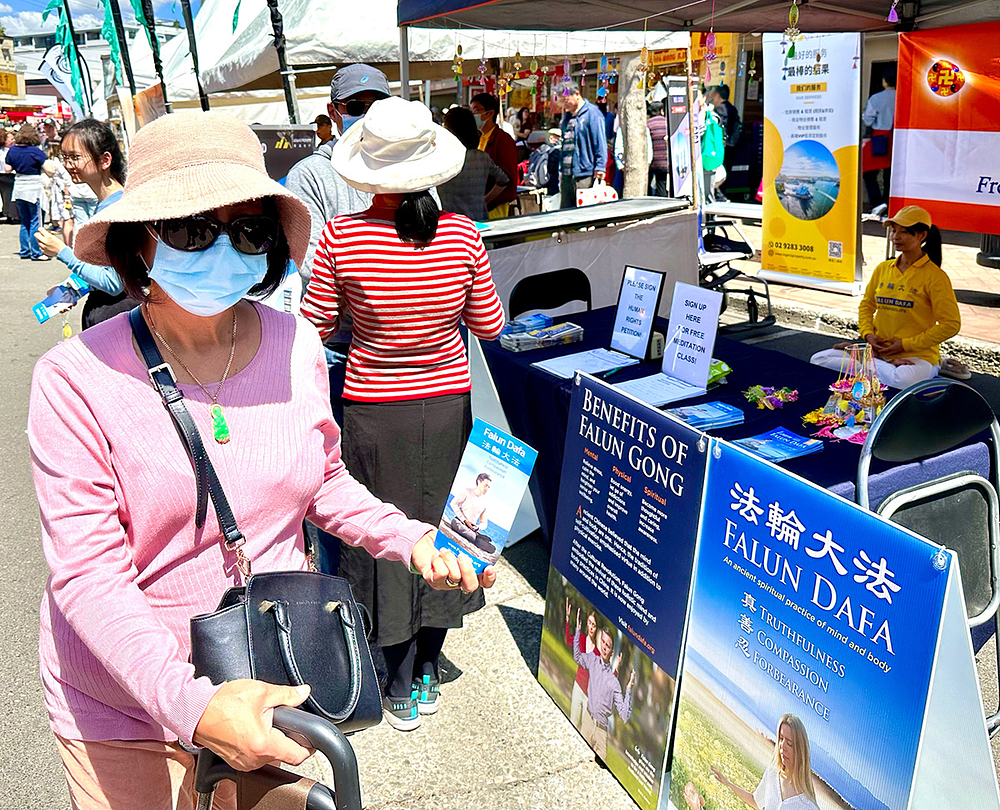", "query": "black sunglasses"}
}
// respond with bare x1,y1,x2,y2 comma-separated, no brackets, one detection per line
339,98,373,116
153,212,279,256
